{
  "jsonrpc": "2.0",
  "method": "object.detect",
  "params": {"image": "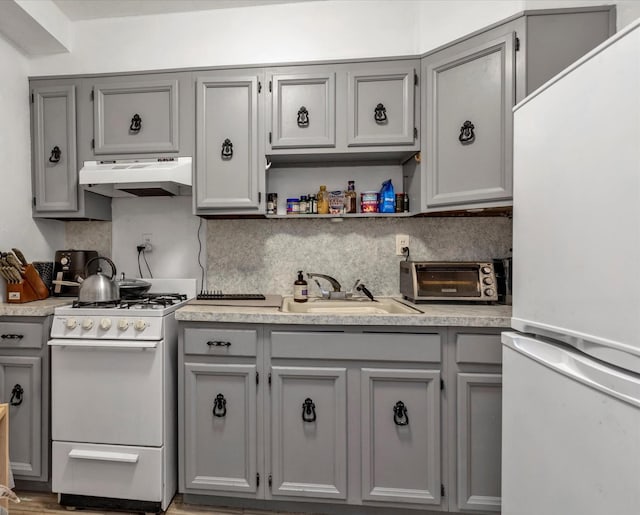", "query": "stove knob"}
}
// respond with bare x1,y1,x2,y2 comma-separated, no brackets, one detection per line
134,320,147,332
66,318,77,330
100,318,112,330
118,319,130,331
82,318,94,330
483,277,494,285
484,288,495,297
